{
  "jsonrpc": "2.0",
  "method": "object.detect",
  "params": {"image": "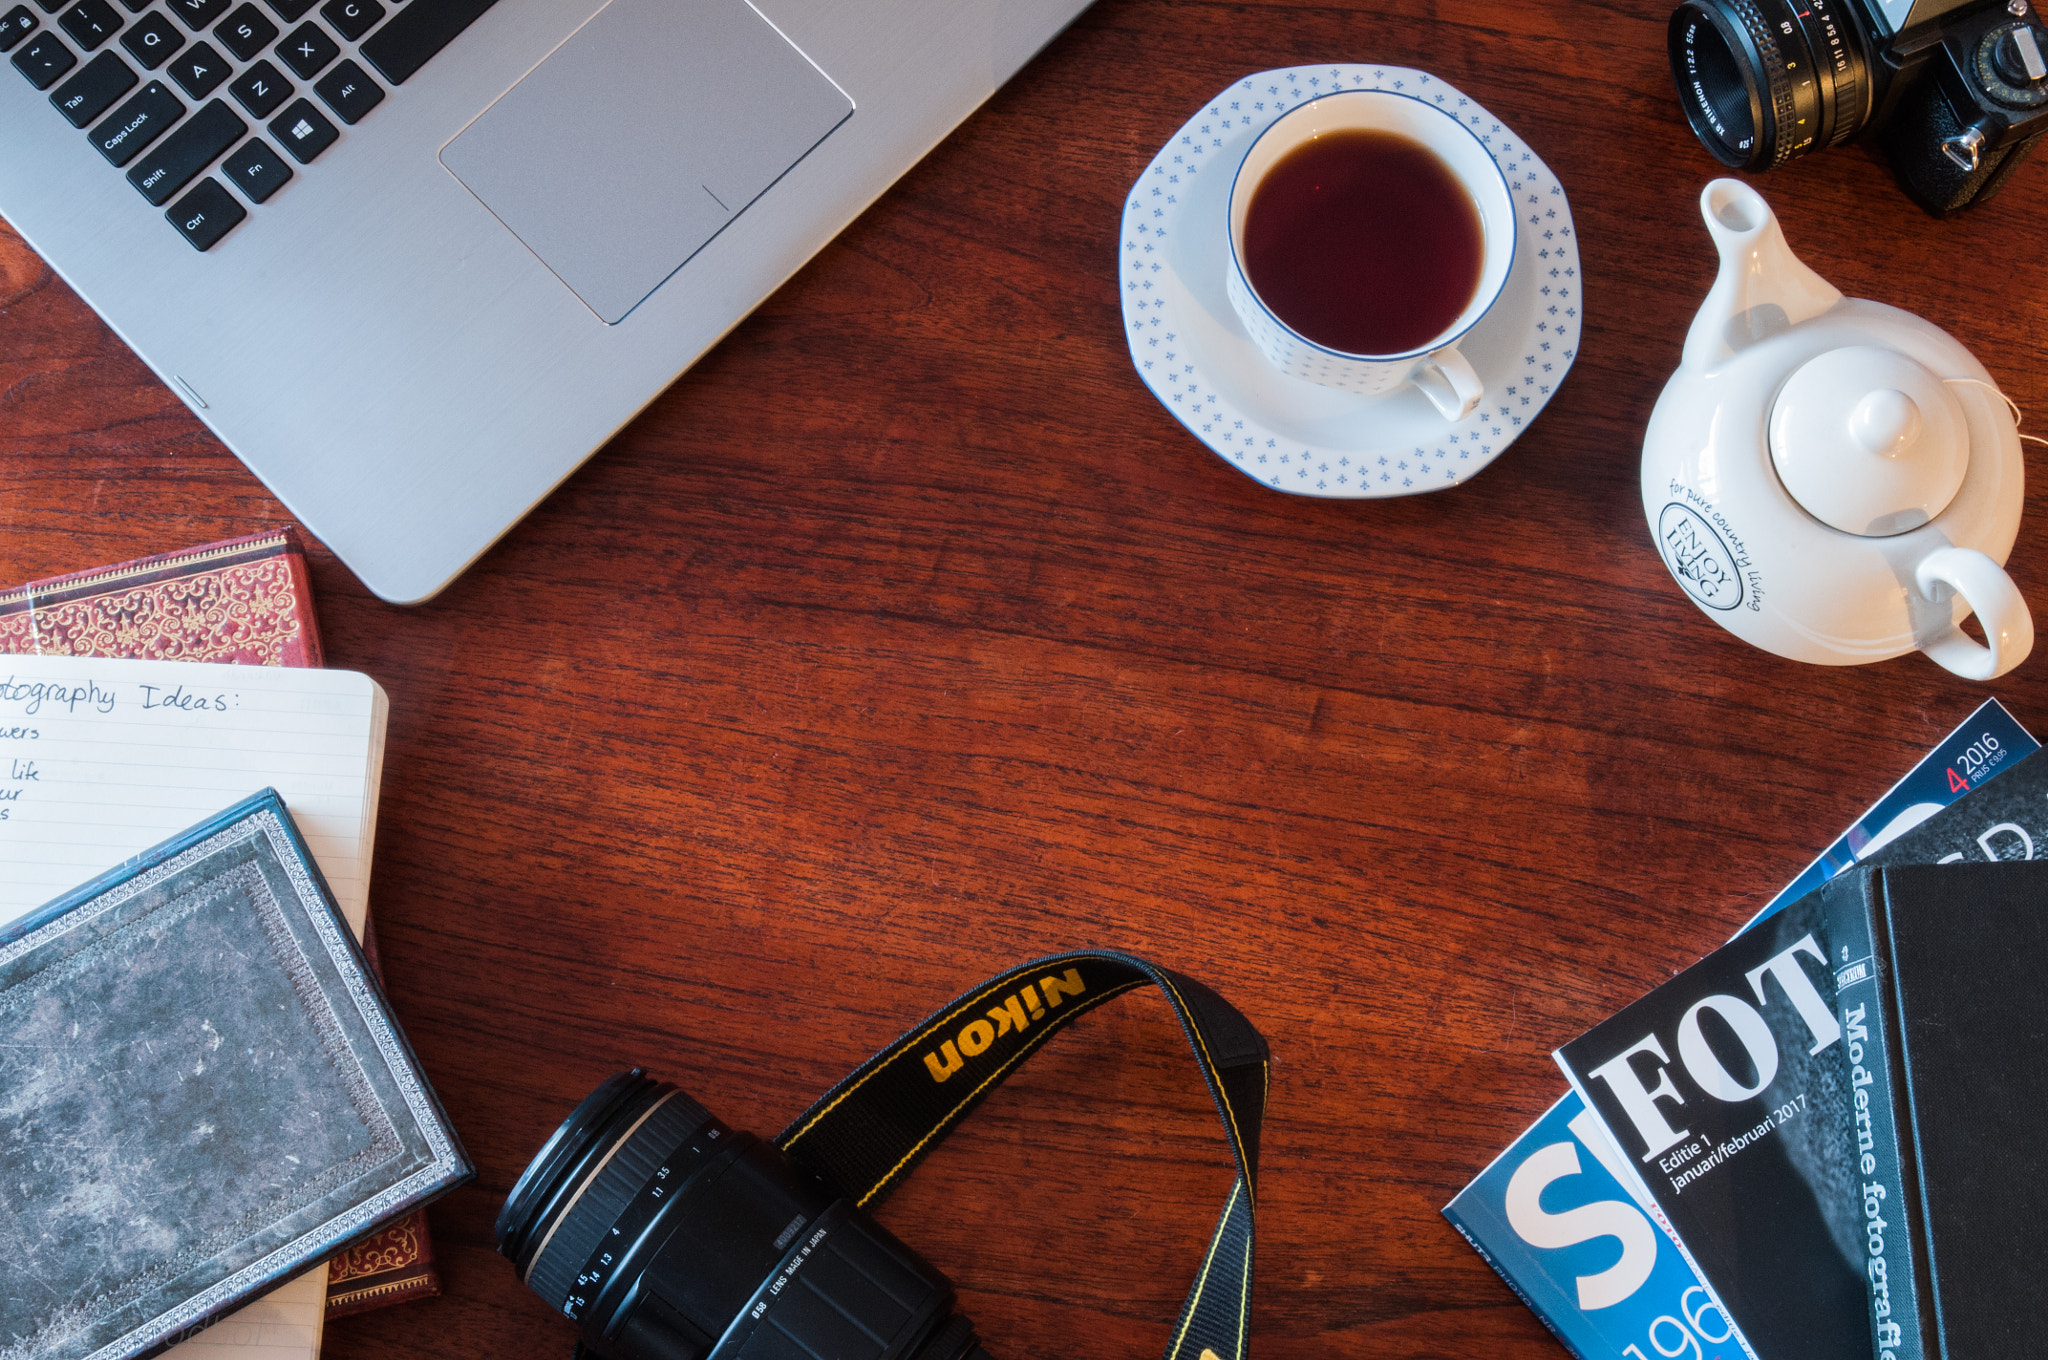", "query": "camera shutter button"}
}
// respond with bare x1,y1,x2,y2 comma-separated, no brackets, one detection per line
1769,346,1970,537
